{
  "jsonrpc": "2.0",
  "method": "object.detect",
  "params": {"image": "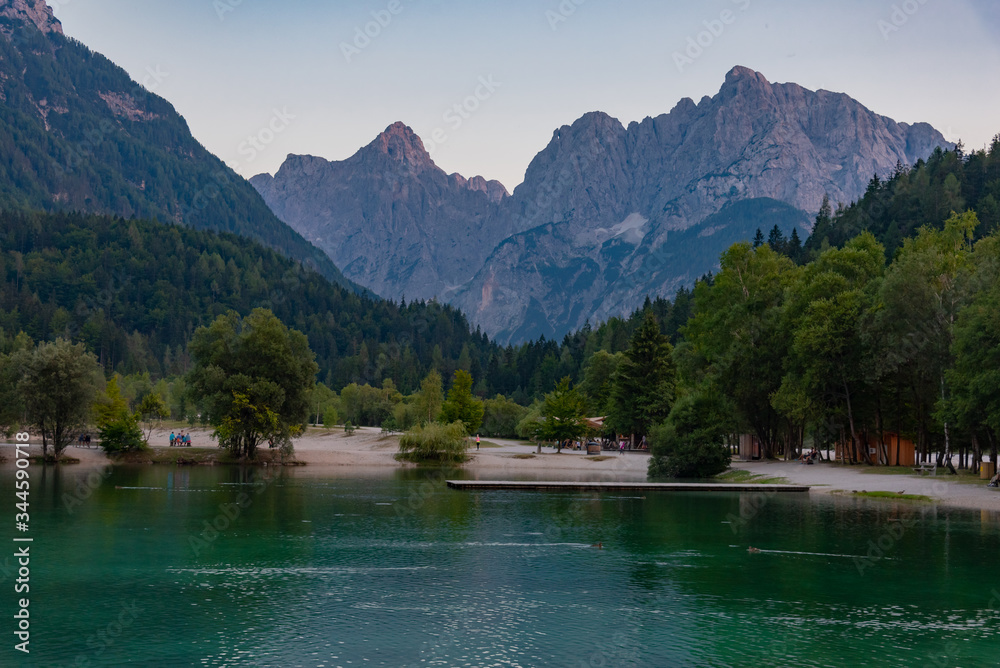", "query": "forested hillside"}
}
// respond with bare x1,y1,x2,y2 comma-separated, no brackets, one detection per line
0,19,354,289
0,209,693,401
808,140,1000,256
0,210,488,390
